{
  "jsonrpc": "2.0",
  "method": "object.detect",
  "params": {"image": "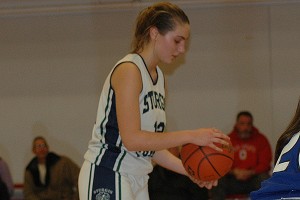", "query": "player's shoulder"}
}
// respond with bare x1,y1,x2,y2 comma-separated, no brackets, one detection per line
113,54,144,74
117,53,143,66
